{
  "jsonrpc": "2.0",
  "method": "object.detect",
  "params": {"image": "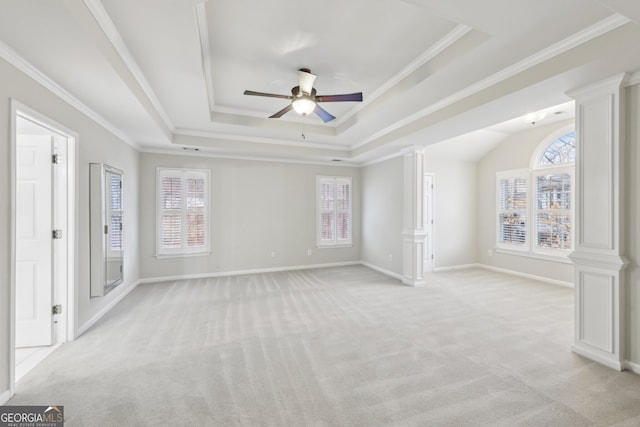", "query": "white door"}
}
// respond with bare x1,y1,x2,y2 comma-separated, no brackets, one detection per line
424,174,434,273
16,134,54,348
